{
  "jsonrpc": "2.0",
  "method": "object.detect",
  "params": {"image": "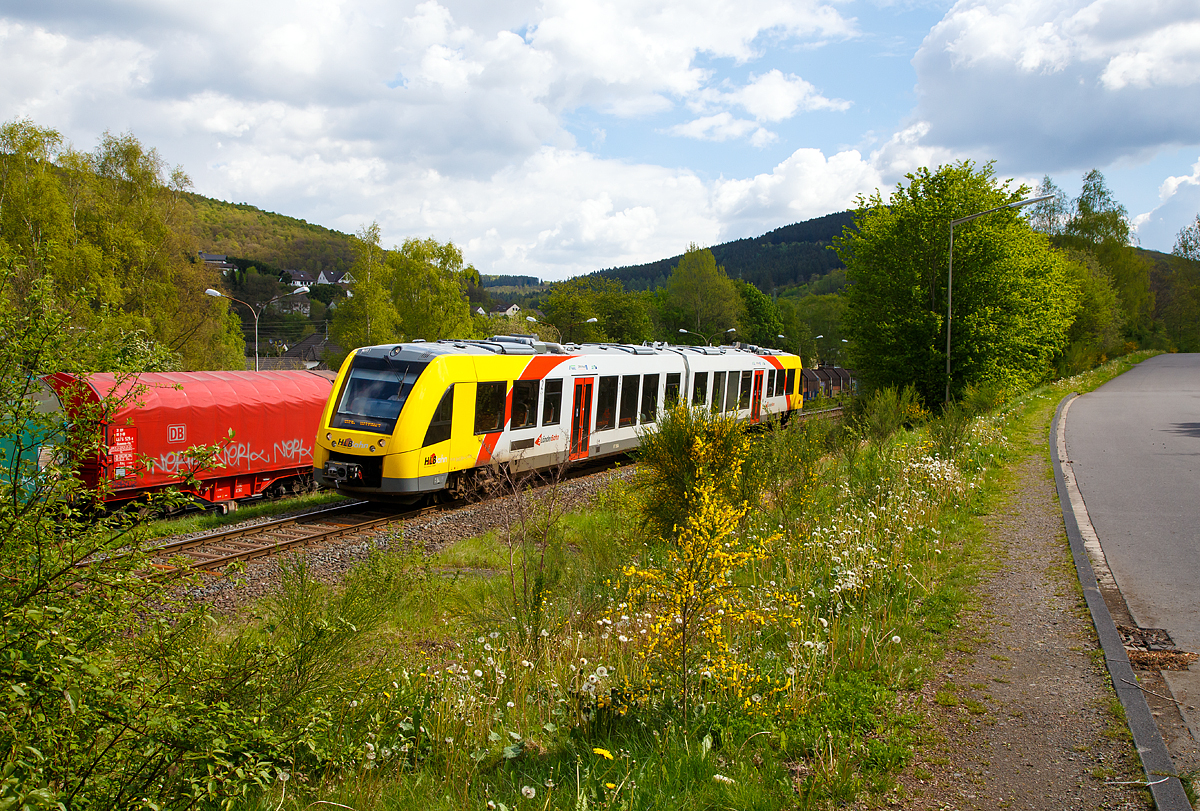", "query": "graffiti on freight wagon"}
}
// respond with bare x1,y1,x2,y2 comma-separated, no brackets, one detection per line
153,436,314,476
